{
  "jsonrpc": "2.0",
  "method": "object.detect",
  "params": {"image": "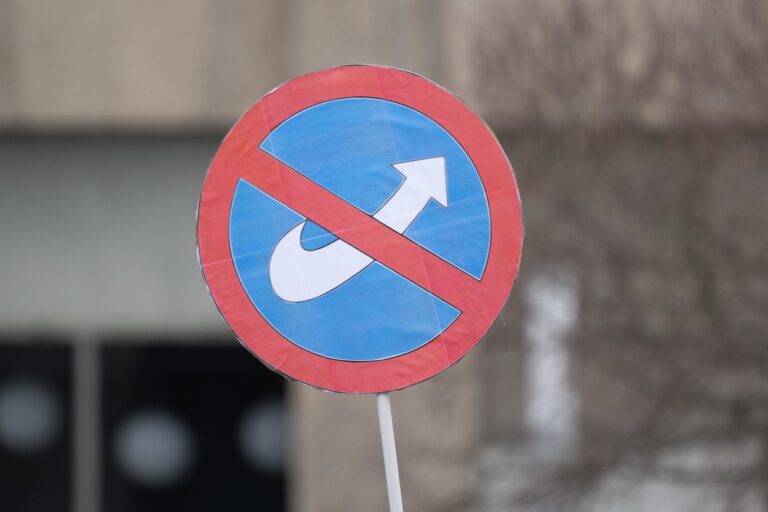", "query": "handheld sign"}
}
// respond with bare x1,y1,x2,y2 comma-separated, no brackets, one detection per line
197,65,522,394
